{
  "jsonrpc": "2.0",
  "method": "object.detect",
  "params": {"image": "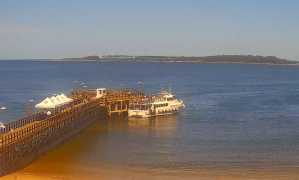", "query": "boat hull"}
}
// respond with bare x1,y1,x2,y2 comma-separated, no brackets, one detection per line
128,109,181,118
